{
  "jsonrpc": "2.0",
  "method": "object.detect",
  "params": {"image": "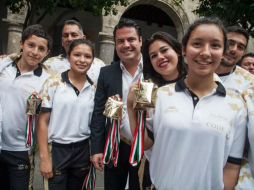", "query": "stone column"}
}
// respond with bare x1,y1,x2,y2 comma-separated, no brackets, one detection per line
98,32,115,65
97,12,121,65
248,37,254,52
3,7,26,54
3,20,23,54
